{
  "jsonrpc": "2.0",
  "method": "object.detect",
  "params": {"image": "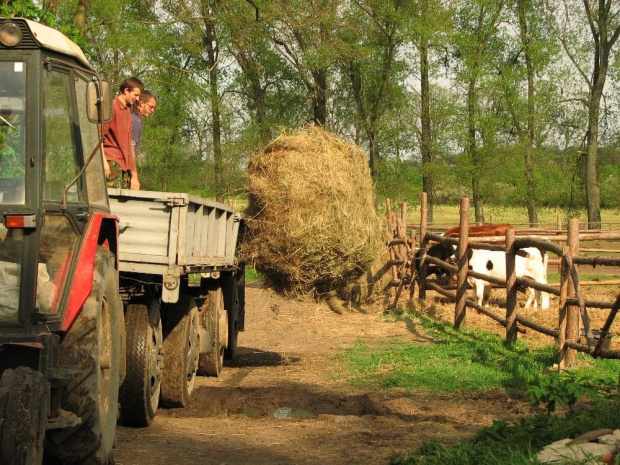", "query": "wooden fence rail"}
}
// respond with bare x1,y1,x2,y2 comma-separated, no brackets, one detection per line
385,194,620,367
